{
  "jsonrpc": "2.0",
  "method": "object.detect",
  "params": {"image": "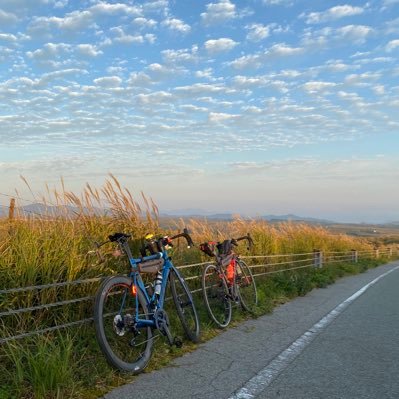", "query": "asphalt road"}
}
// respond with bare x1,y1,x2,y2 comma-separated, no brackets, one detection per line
103,261,399,399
